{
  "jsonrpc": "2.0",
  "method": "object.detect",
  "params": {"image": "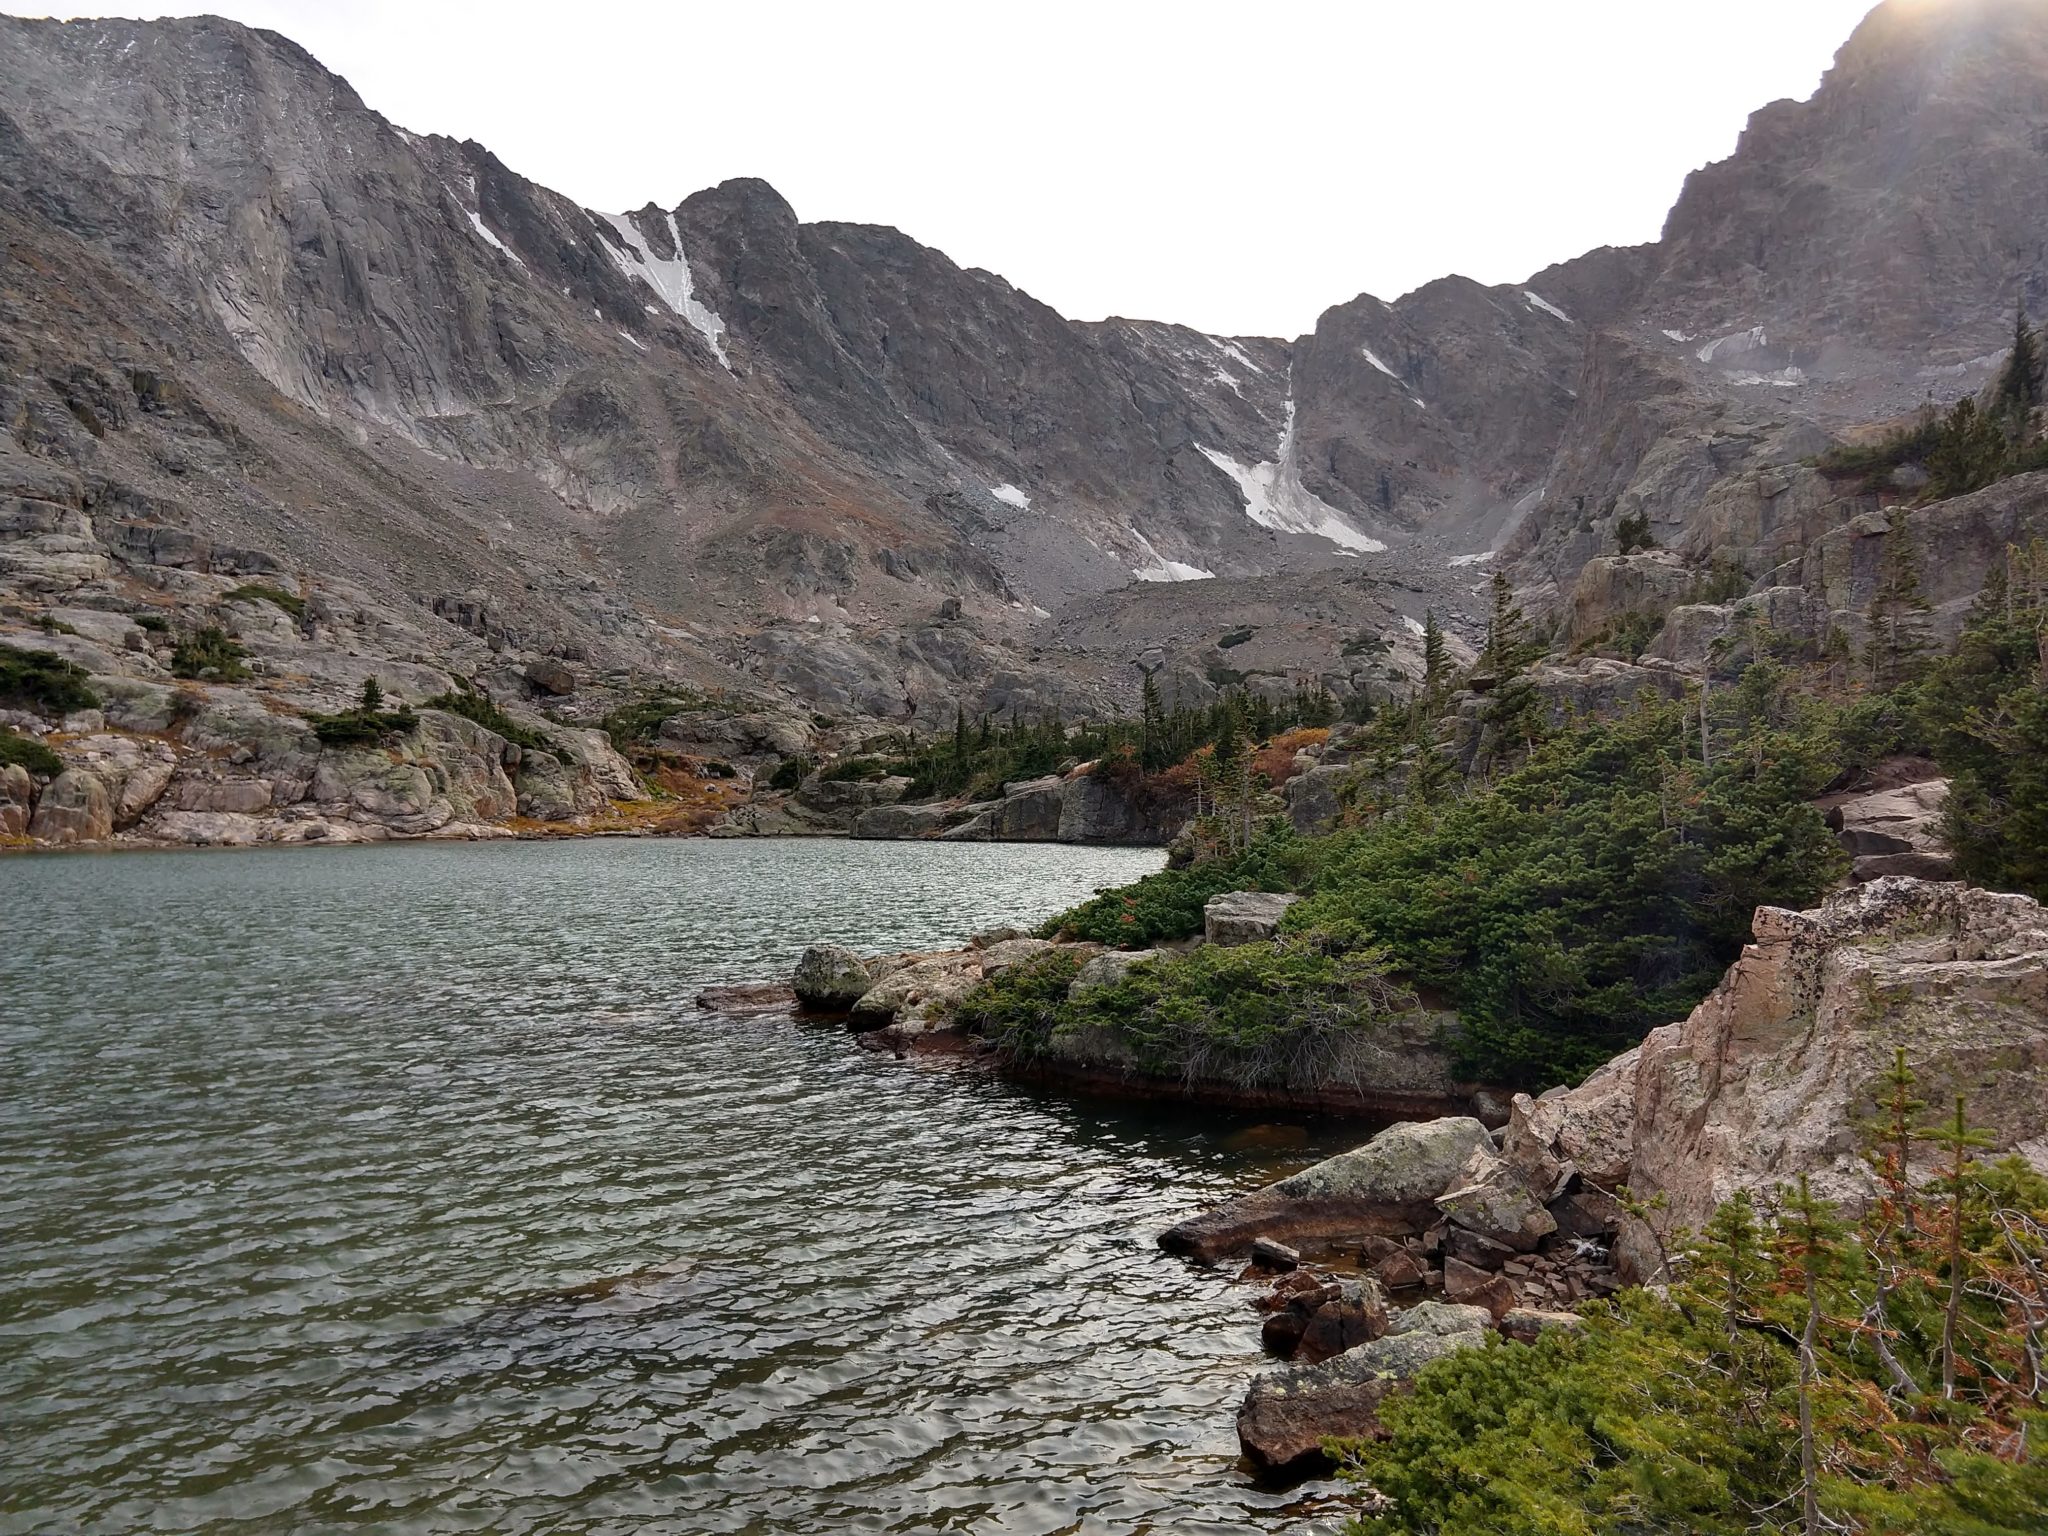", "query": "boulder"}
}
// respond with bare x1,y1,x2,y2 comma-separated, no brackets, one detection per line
1067,948,1161,998
524,657,575,696
978,937,1056,977
1160,1116,1494,1261
1504,1053,1639,1192
791,944,873,1011
1371,1247,1427,1290
1286,763,1351,836
0,762,34,836
1202,890,1301,946
993,776,1066,840
1435,1150,1559,1252
849,951,982,1031
1251,1237,1302,1271
1498,1308,1584,1344
1828,777,1953,881
26,766,111,844
1236,1301,1491,1475
1295,1276,1391,1365
1441,1256,1517,1319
